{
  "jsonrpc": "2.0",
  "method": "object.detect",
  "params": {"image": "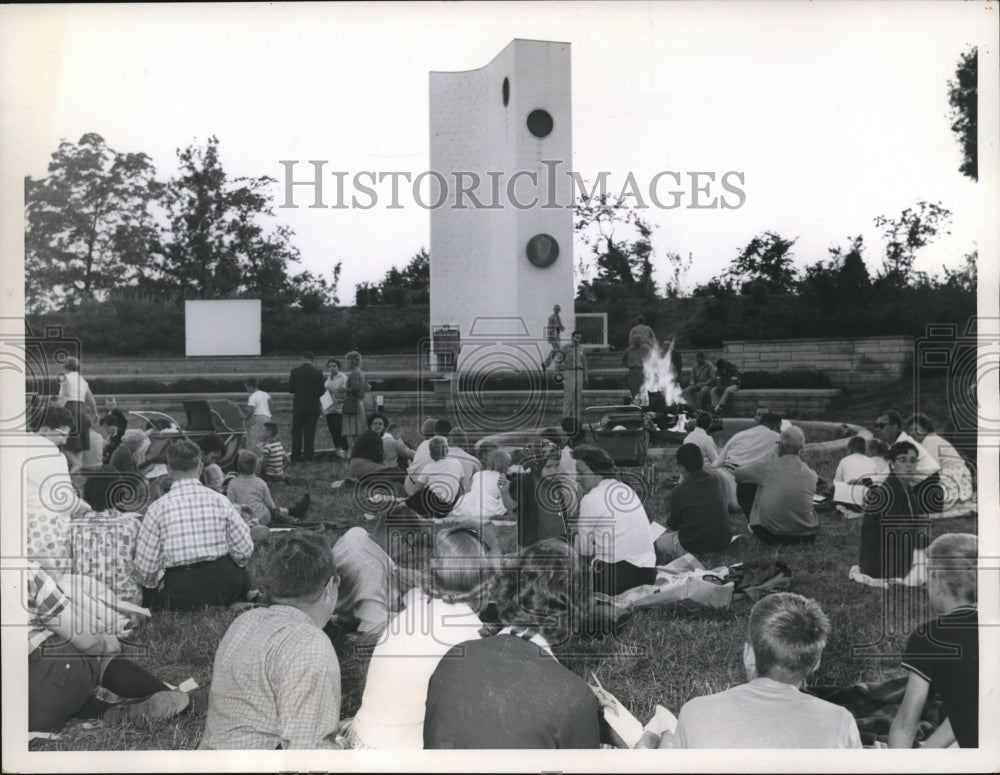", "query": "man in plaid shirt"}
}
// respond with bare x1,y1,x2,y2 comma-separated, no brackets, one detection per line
134,439,253,610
